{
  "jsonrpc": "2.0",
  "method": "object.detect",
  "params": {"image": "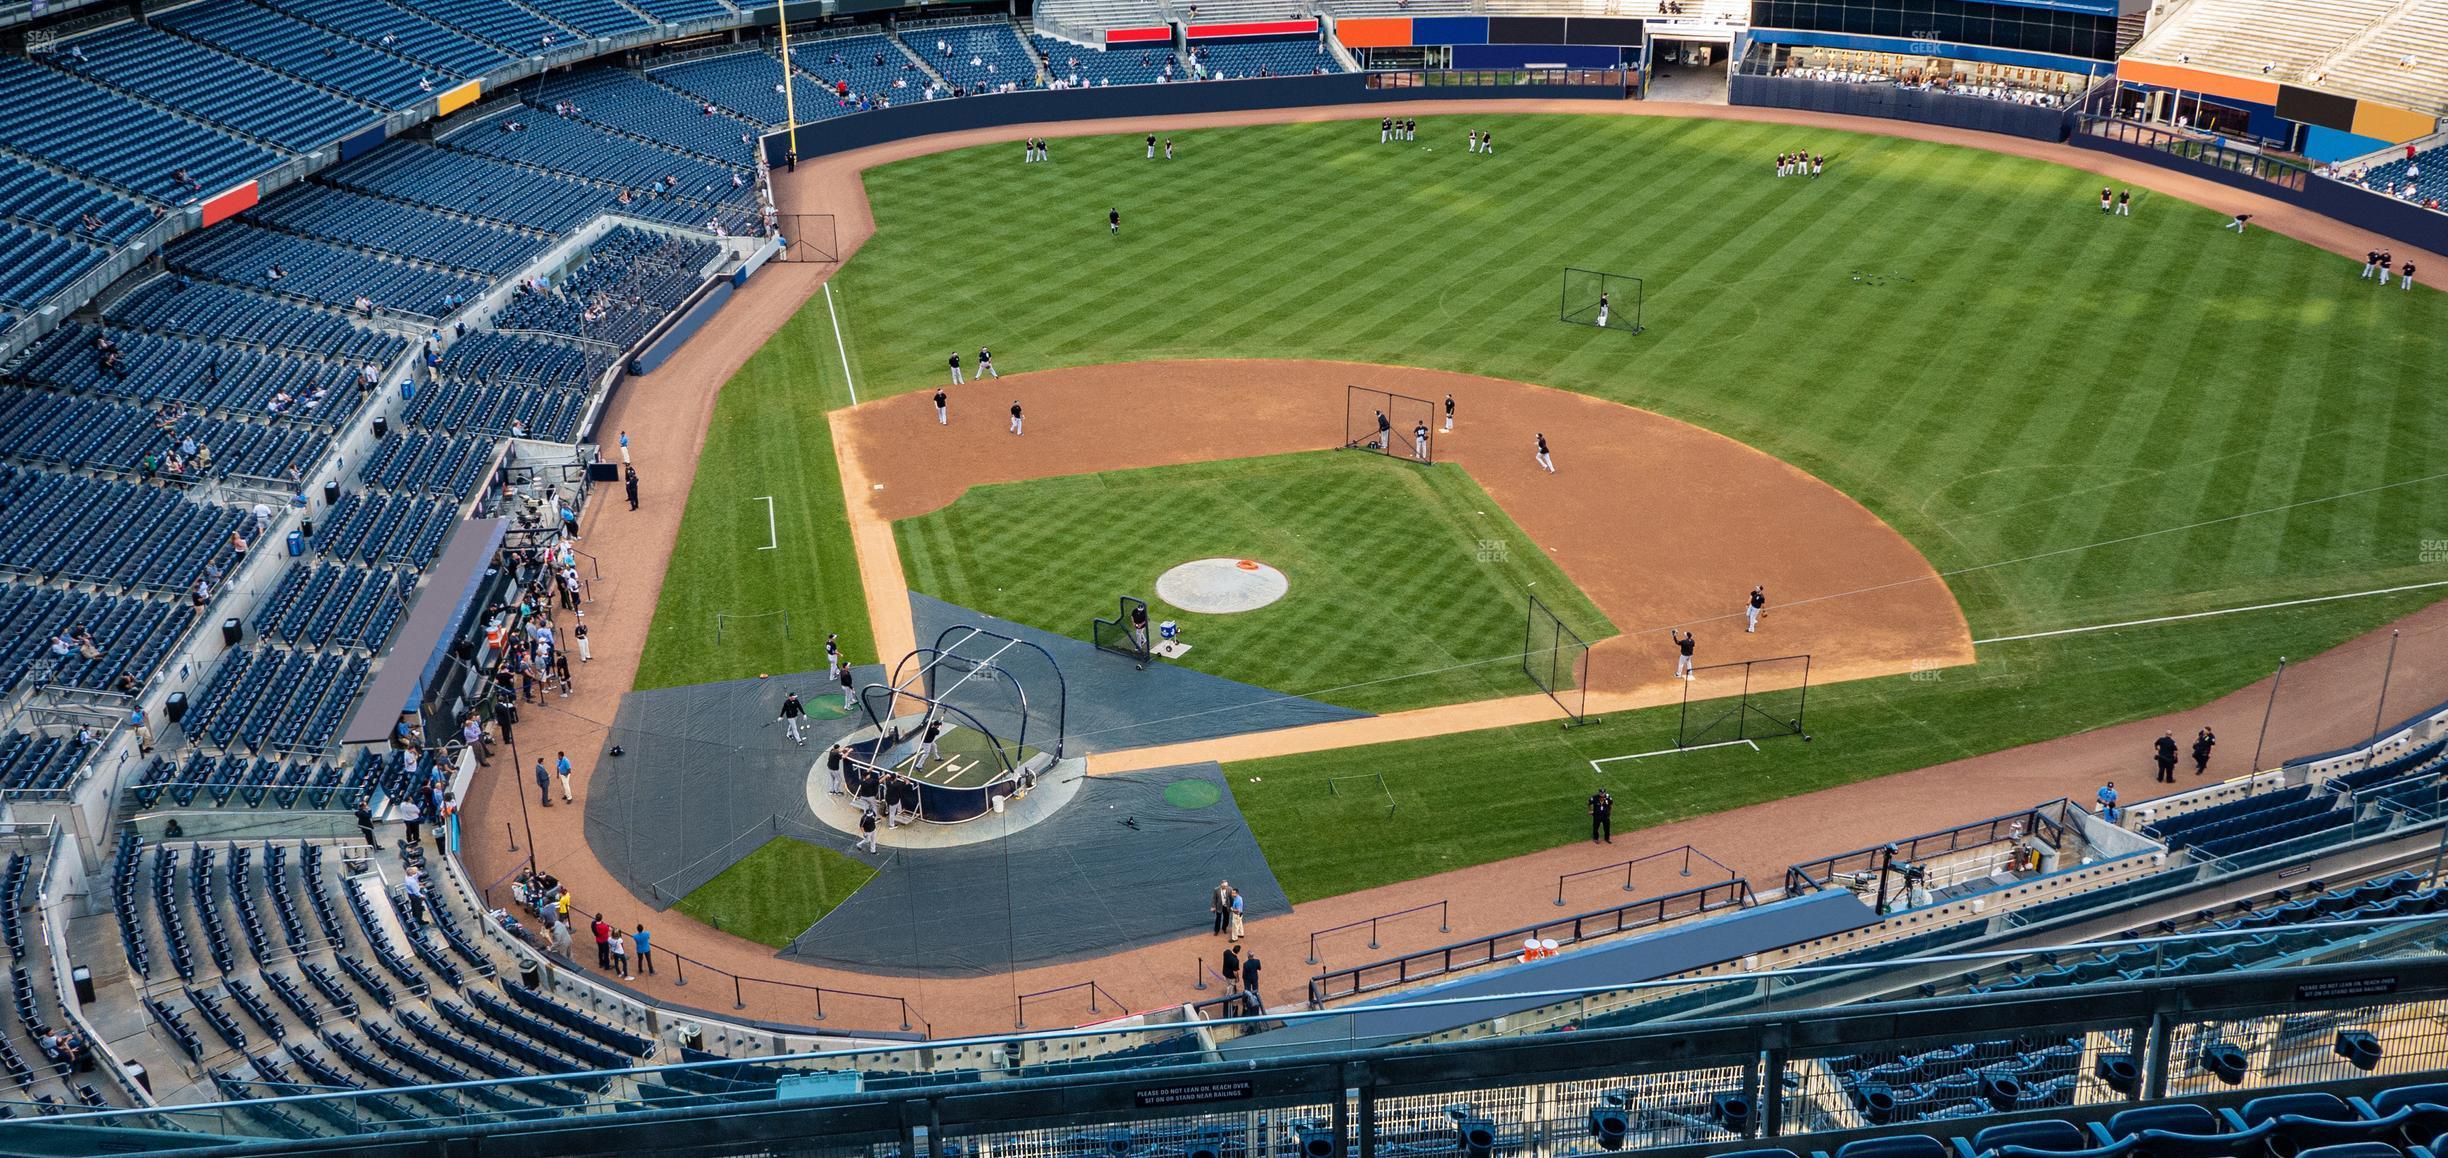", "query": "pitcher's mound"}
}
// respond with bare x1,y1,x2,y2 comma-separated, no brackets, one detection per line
1157,558,1288,614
